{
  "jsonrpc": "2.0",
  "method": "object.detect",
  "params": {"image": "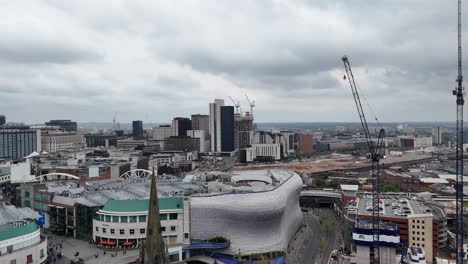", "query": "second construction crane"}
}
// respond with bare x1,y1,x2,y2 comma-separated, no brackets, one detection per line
342,56,385,264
